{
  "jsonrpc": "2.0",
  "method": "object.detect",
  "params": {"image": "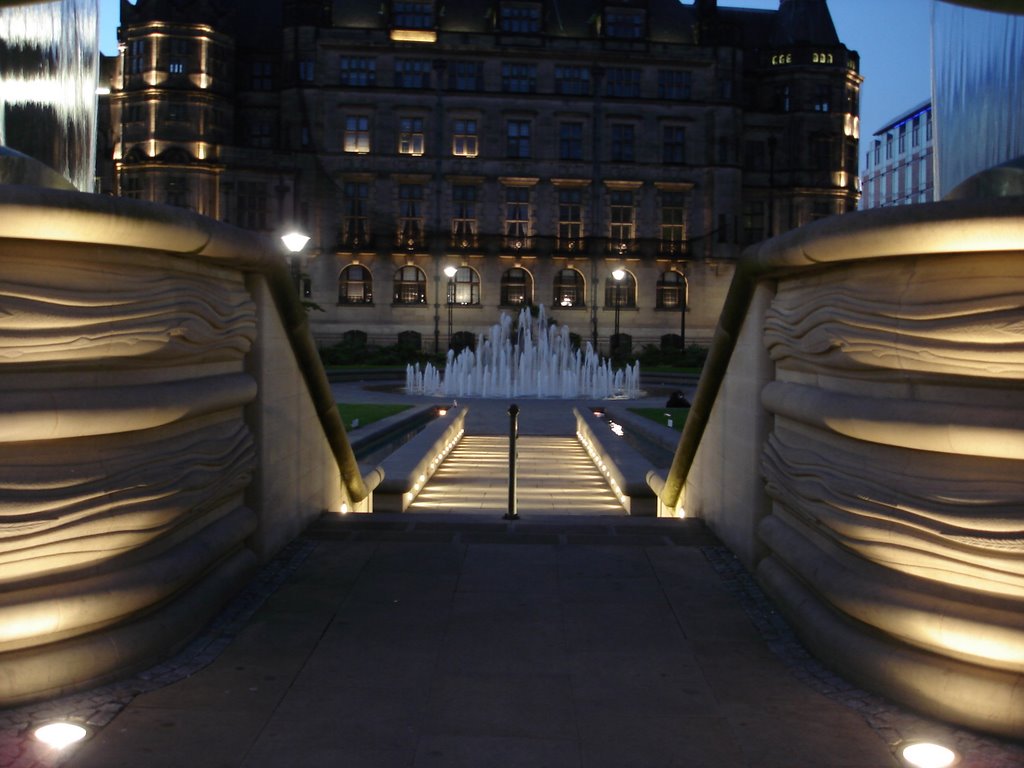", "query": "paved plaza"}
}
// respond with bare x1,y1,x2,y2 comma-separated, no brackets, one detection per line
3,380,1022,768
